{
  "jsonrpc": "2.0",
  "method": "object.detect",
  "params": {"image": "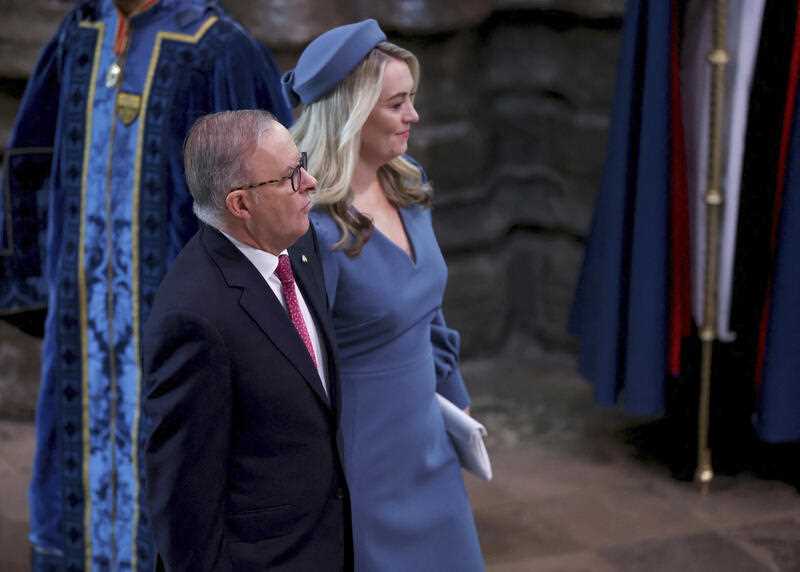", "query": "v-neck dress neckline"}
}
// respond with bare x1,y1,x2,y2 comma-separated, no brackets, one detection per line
368,206,418,267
